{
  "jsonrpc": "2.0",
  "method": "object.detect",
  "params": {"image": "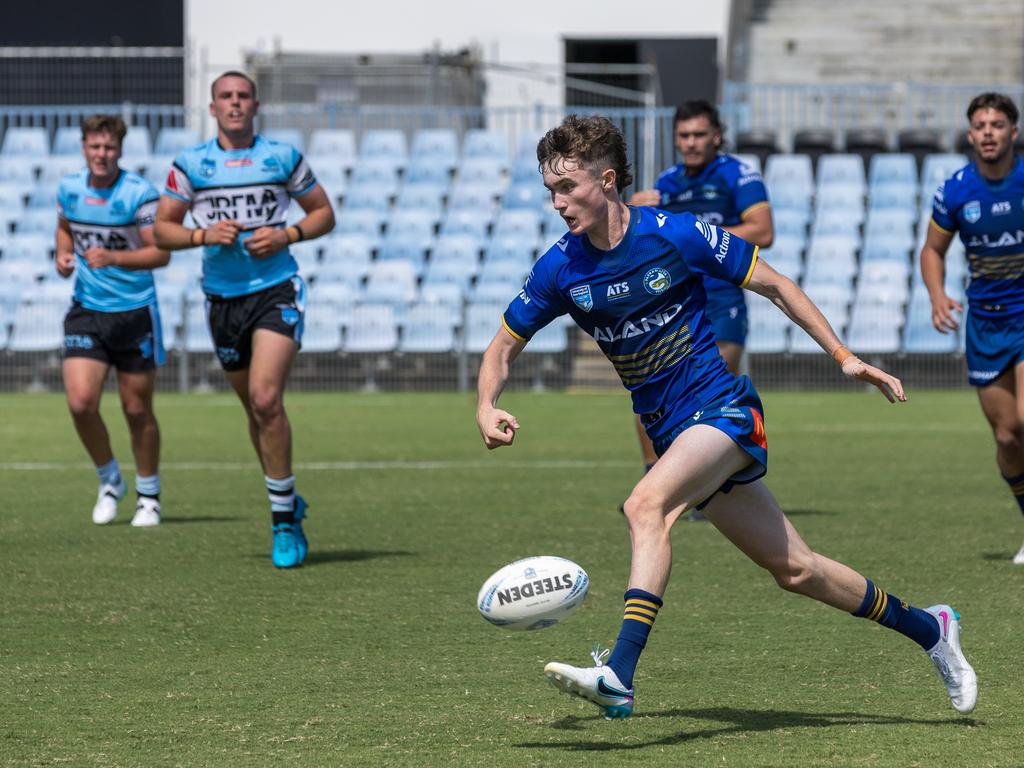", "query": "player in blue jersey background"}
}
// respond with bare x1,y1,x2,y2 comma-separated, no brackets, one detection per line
476,115,976,720
55,115,170,528
628,101,774,508
154,72,335,569
921,92,1024,565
